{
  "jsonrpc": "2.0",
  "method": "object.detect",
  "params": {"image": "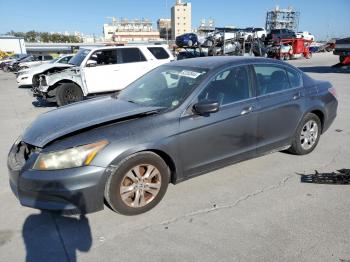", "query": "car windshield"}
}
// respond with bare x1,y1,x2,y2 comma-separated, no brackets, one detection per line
49,58,59,64
117,65,208,109
69,49,90,66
